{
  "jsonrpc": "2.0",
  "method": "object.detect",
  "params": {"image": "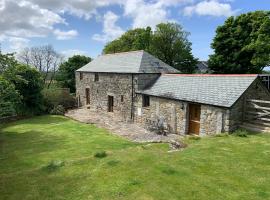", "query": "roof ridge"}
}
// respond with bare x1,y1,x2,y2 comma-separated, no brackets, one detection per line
163,74,258,77
100,50,144,56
